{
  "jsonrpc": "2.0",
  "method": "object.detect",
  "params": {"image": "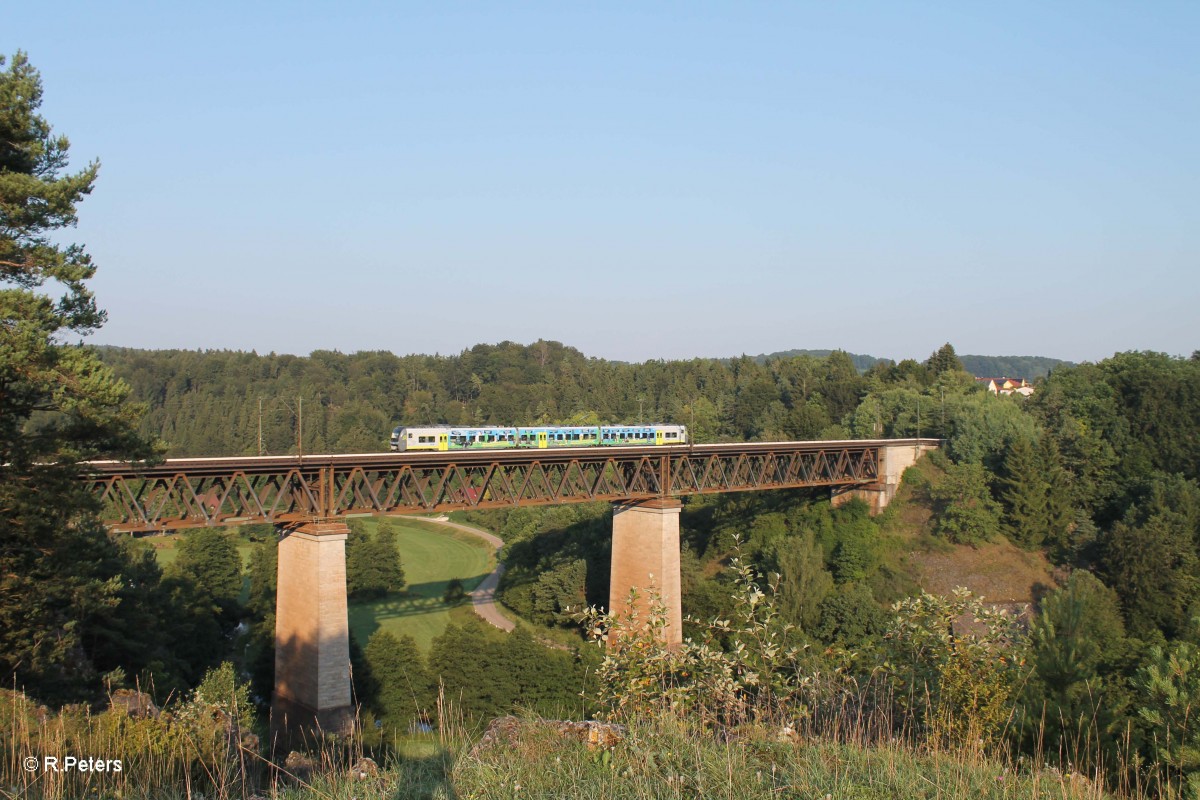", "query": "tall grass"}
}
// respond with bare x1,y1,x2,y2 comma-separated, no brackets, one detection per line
1,680,1162,799
0,554,1176,800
